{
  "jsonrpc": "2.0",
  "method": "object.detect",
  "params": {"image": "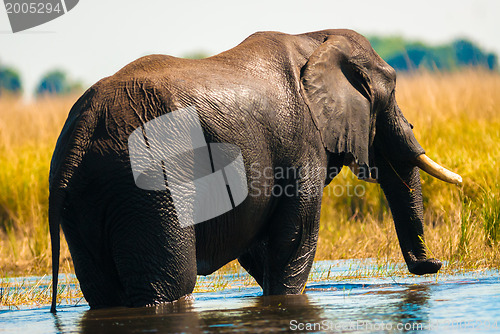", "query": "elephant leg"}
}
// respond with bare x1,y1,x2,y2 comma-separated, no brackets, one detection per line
61,214,126,308
264,178,323,295
238,239,267,287
108,189,197,307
